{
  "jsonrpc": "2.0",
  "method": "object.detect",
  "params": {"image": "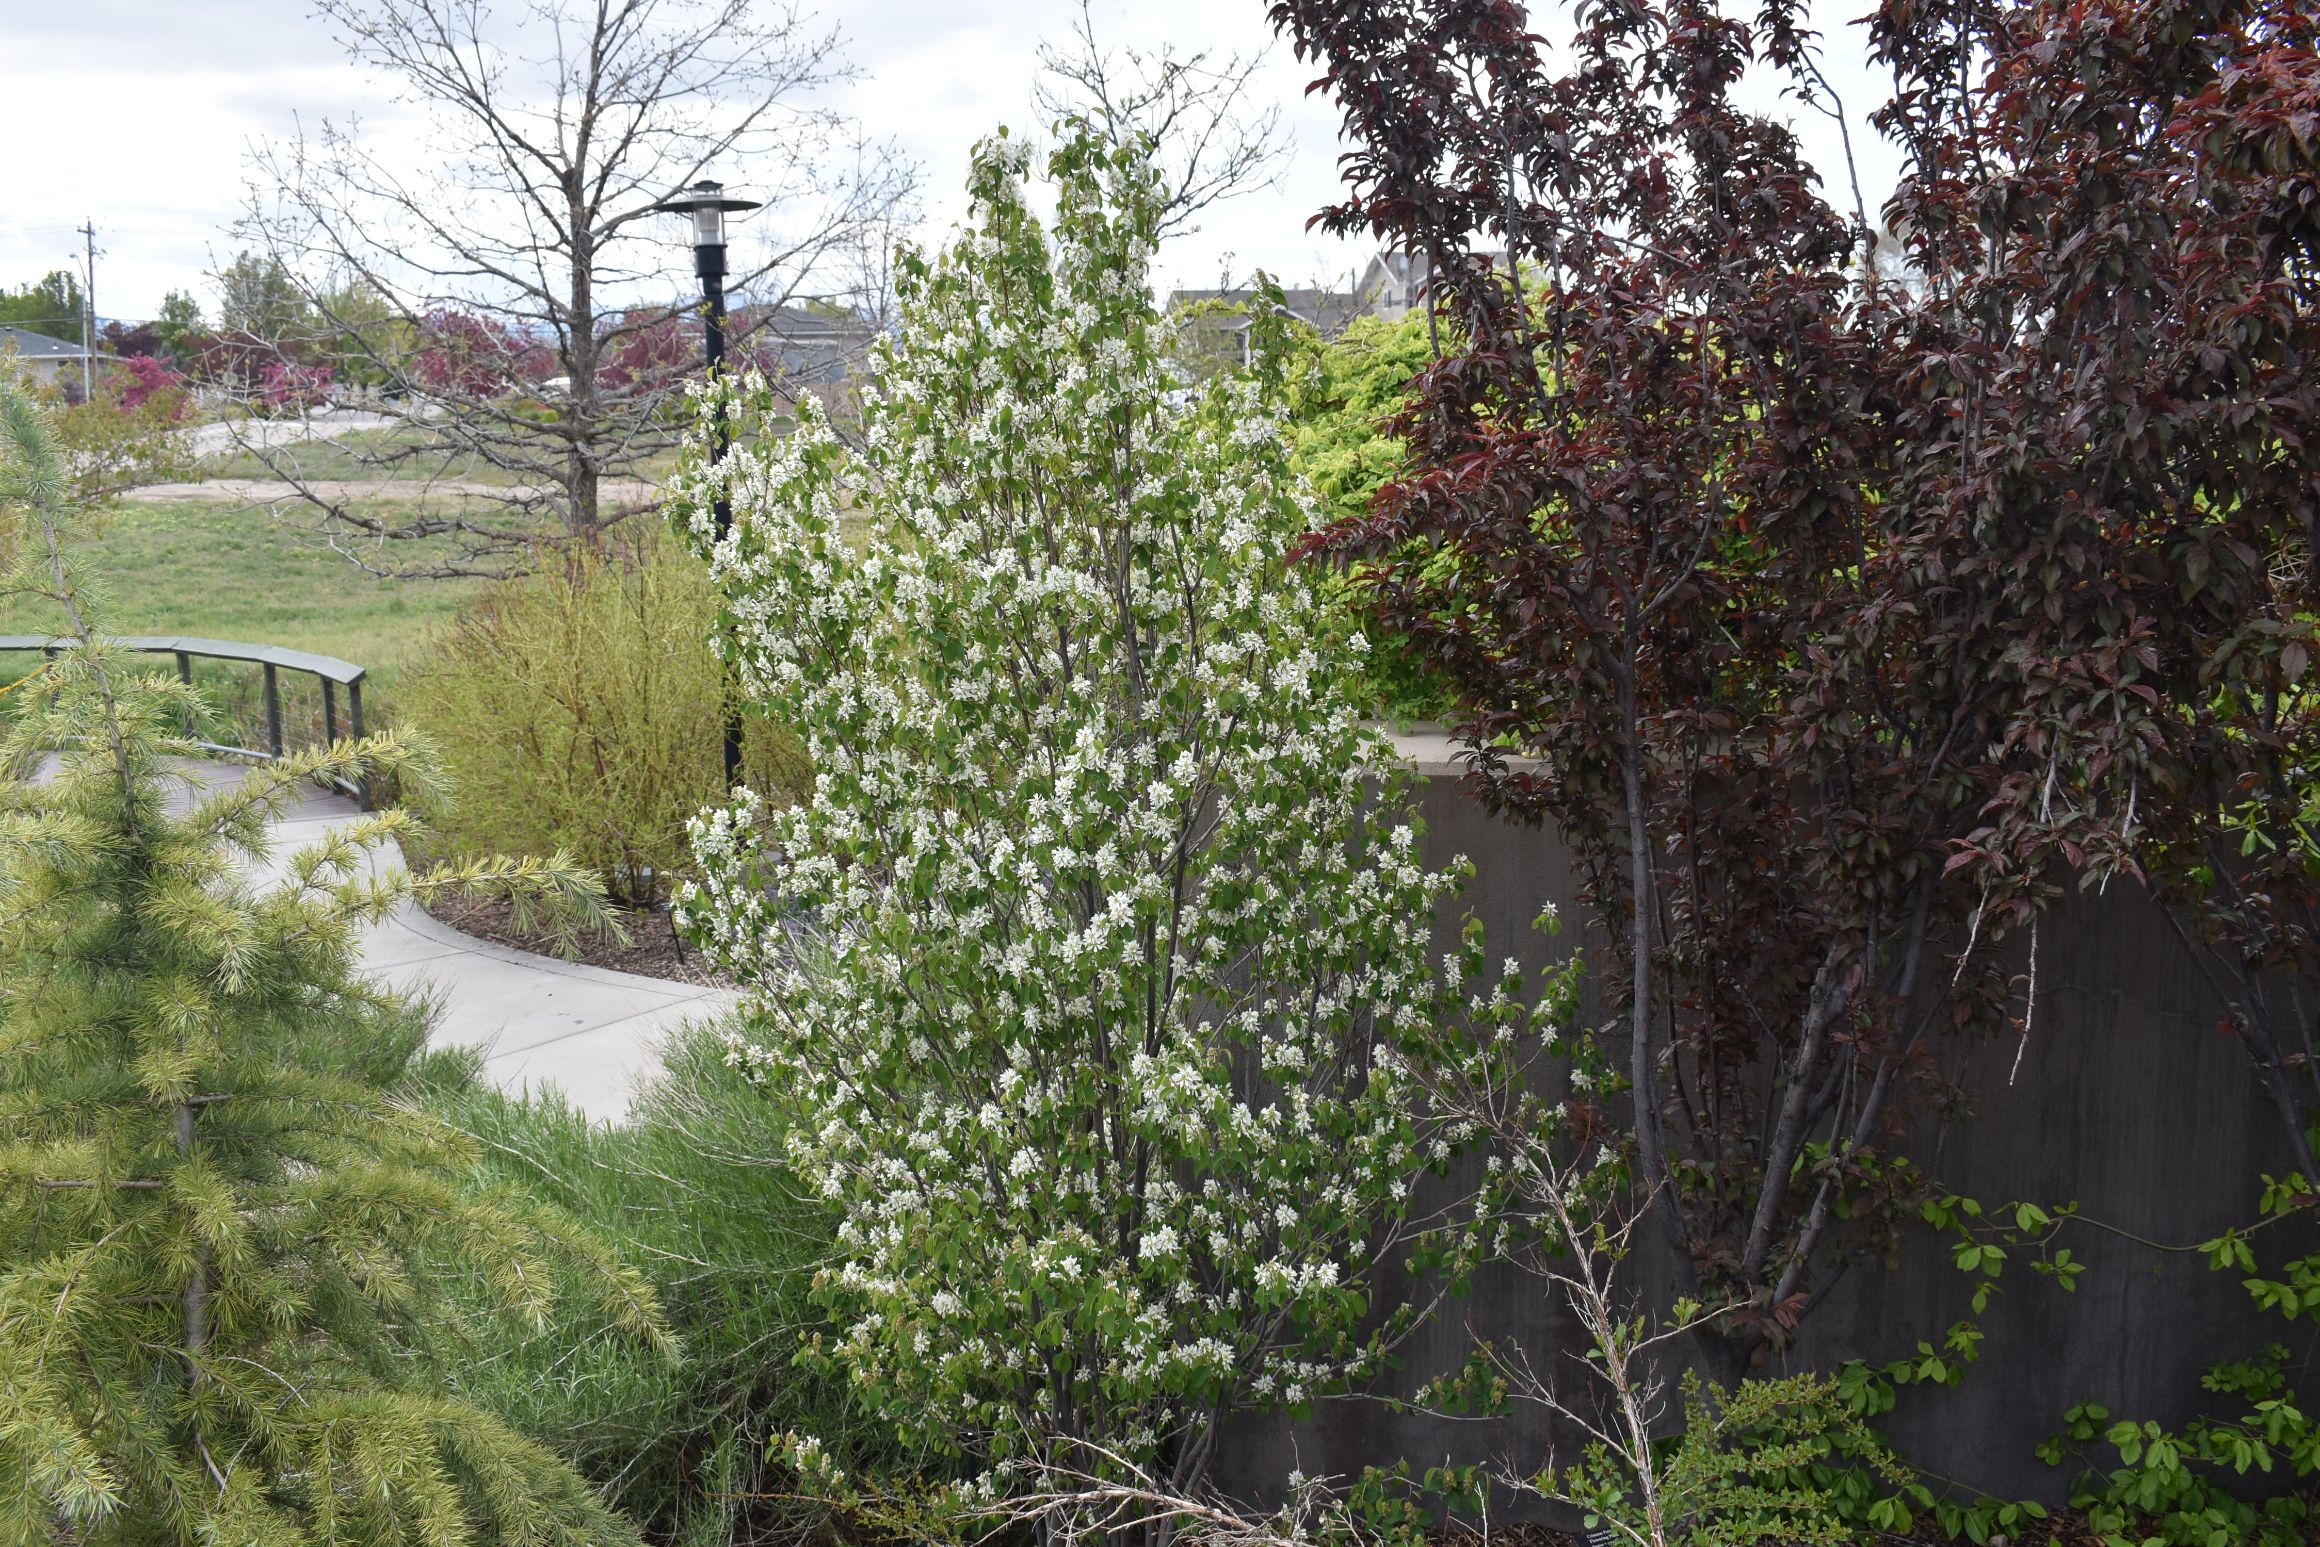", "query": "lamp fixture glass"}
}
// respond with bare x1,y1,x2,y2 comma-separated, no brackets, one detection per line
651,178,762,249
